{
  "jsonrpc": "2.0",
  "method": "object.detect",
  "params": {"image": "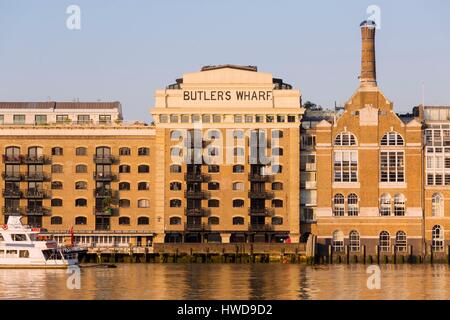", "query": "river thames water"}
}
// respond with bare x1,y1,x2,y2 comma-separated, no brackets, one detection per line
0,264,449,300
